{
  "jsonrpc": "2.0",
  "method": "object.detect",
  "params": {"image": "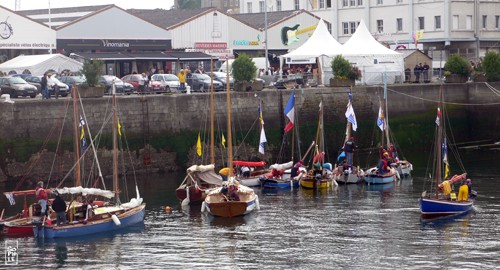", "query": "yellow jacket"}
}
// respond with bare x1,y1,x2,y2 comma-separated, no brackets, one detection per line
178,72,186,83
